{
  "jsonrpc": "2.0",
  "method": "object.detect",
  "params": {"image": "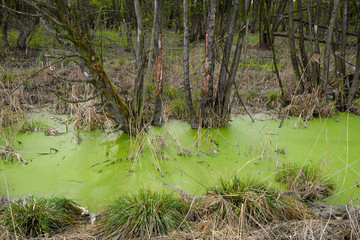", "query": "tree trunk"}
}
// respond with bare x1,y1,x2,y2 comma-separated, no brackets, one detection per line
183,0,197,128
313,0,322,87
1,17,8,47
216,0,240,116
250,0,259,33
346,10,360,109
288,0,304,93
222,0,251,118
148,0,162,65
23,0,133,134
152,33,164,126
200,0,216,127
133,0,145,128
296,0,310,84
263,0,286,104
322,0,340,93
